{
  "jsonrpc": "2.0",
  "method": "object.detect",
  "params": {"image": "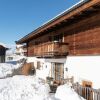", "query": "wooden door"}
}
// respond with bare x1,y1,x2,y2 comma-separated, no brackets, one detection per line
51,63,64,84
